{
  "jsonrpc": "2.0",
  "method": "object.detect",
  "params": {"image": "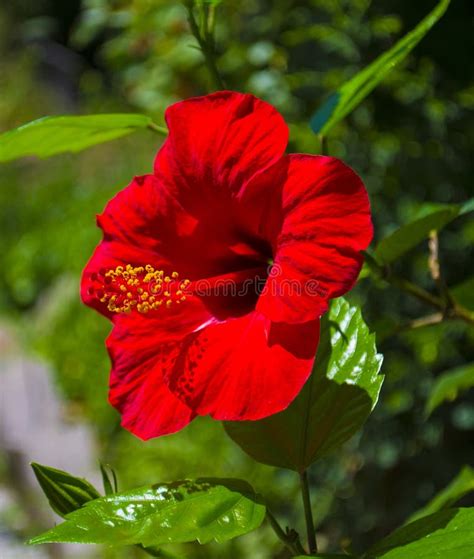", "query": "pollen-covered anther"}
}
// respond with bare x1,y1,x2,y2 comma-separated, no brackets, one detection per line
90,264,189,314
